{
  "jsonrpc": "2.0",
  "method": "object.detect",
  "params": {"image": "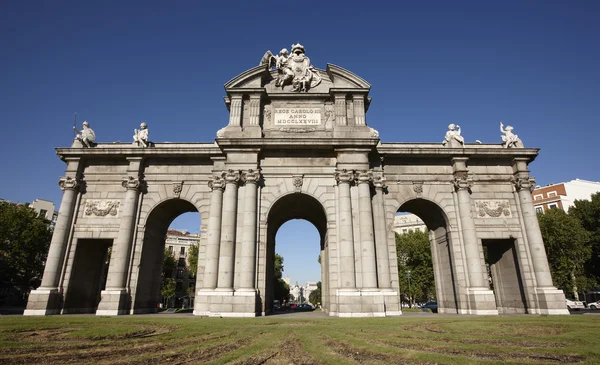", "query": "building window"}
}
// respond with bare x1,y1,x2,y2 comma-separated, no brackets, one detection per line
168,246,173,253
403,229,407,233
548,203,558,209
39,209,48,218
408,229,413,233
176,282,182,292
176,268,184,279
180,247,185,255
535,206,543,214
415,227,420,232
547,192,557,197
178,258,186,266
533,194,543,200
